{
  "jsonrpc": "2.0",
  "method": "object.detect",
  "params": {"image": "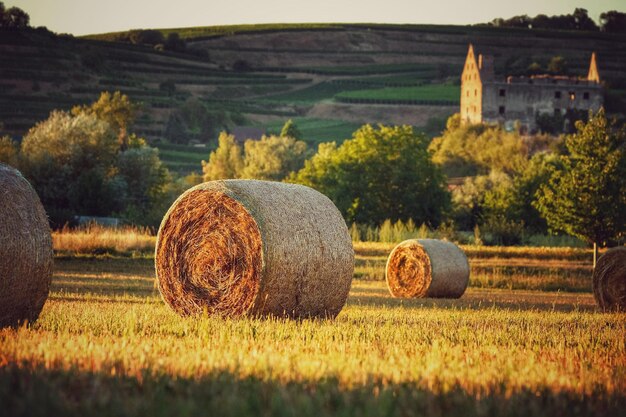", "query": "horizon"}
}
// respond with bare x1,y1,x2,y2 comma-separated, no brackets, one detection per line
13,0,626,36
